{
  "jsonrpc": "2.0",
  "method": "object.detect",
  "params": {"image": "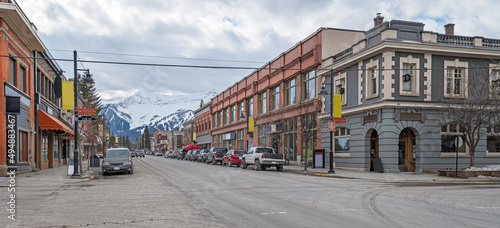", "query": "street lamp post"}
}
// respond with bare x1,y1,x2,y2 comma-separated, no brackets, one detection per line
72,50,95,177
318,69,335,174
